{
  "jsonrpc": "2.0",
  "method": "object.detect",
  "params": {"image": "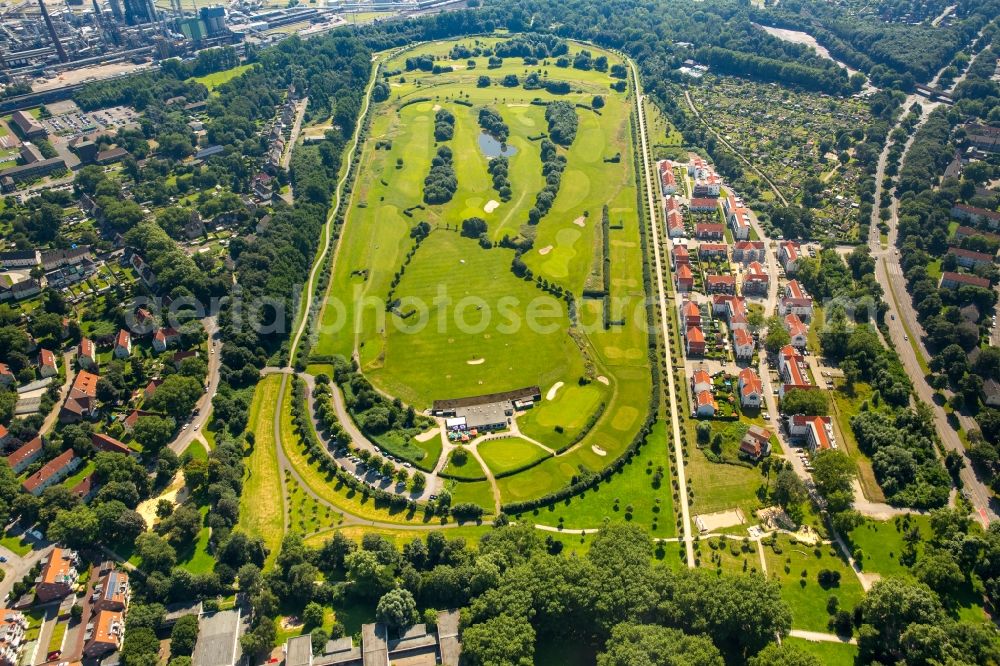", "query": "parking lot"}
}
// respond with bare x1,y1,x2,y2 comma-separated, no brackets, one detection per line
40,104,139,139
